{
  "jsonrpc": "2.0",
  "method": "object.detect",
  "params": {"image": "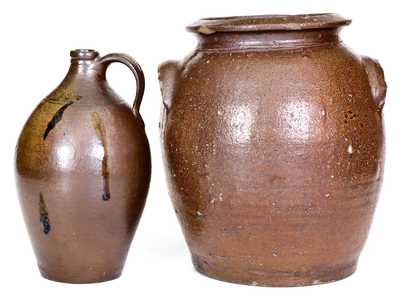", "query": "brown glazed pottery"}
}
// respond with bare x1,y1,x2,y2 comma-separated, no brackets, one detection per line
15,49,151,283
159,14,386,286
